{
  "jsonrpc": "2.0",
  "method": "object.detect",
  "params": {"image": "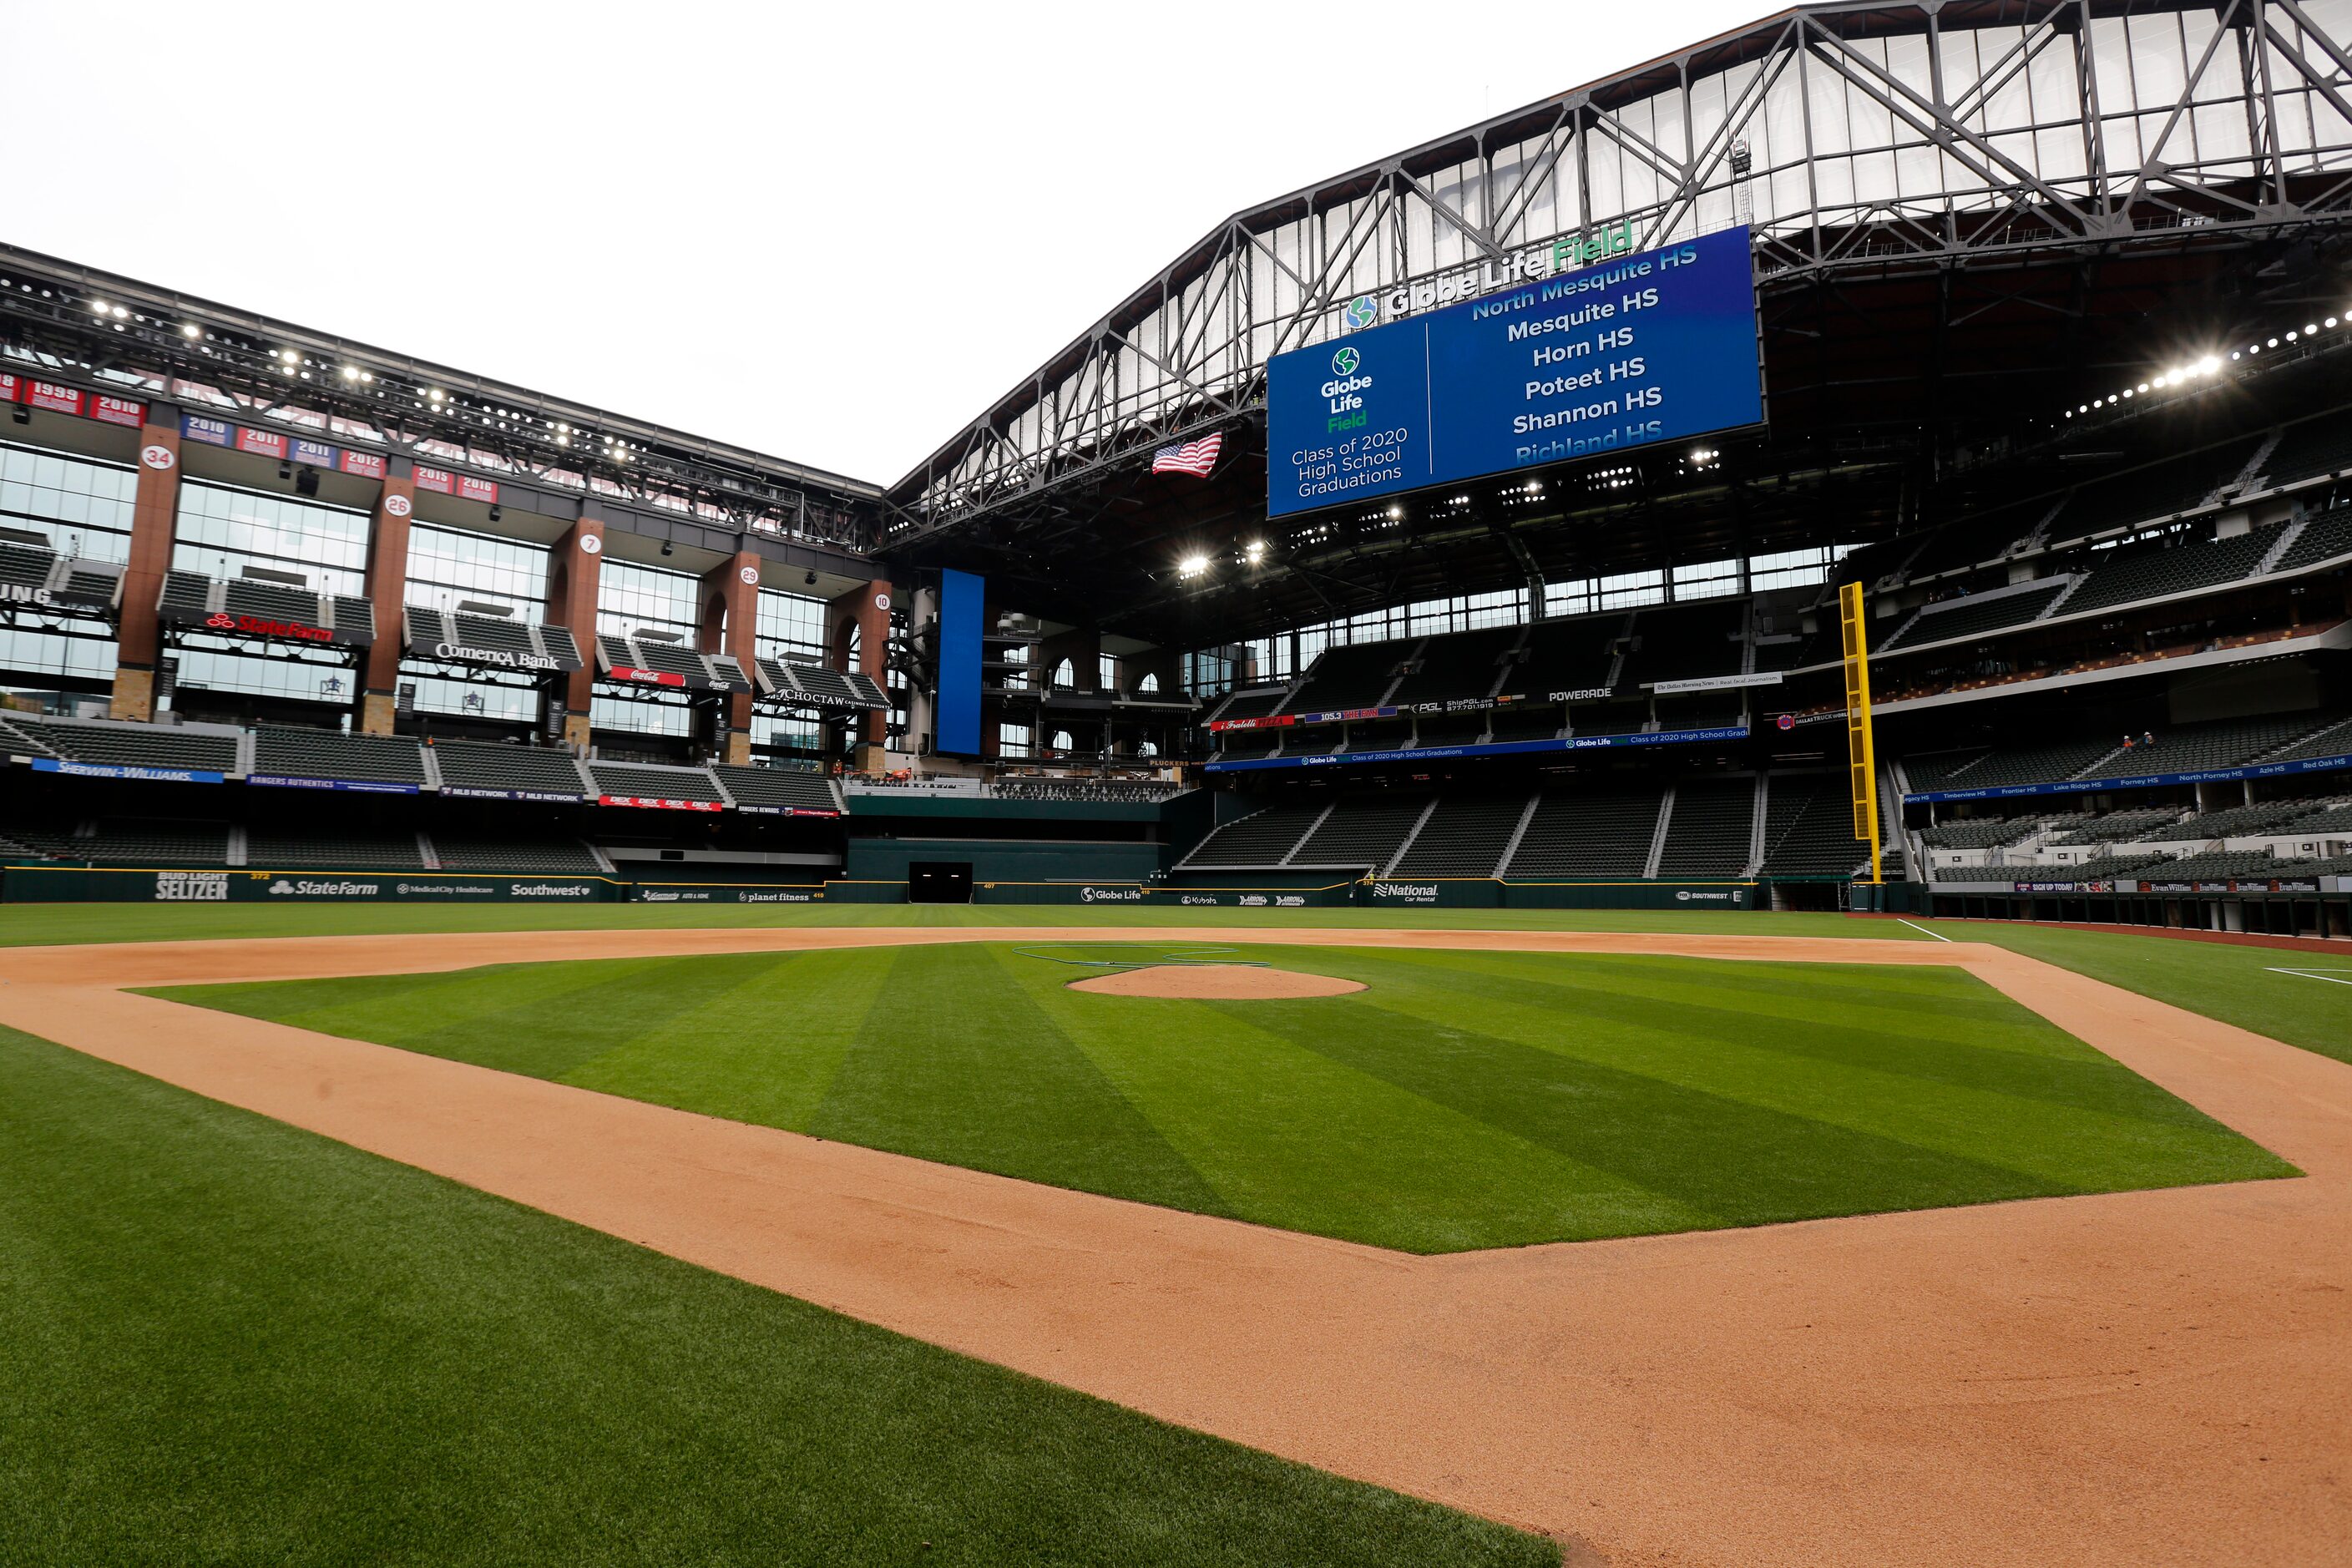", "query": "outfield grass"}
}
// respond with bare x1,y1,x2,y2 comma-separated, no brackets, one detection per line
0,1025,1555,1567
0,900,1914,947
158,943,2294,1252
1905,918,2352,1066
